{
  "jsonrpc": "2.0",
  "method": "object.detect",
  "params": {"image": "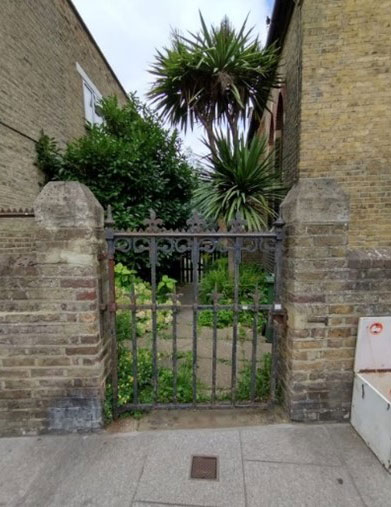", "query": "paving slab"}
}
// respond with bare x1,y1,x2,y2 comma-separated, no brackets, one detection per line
244,461,364,507
240,424,342,466
325,424,391,507
133,503,207,507
0,433,153,507
134,428,246,507
0,435,69,507
1,423,389,507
